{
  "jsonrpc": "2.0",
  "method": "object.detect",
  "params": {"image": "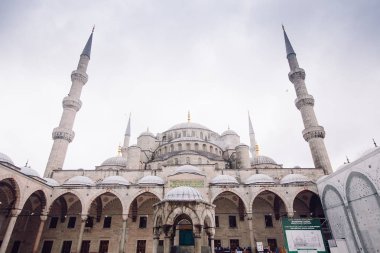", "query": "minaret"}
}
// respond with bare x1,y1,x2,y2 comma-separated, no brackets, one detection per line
121,114,131,158
248,112,256,158
283,26,332,174
44,29,94,177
